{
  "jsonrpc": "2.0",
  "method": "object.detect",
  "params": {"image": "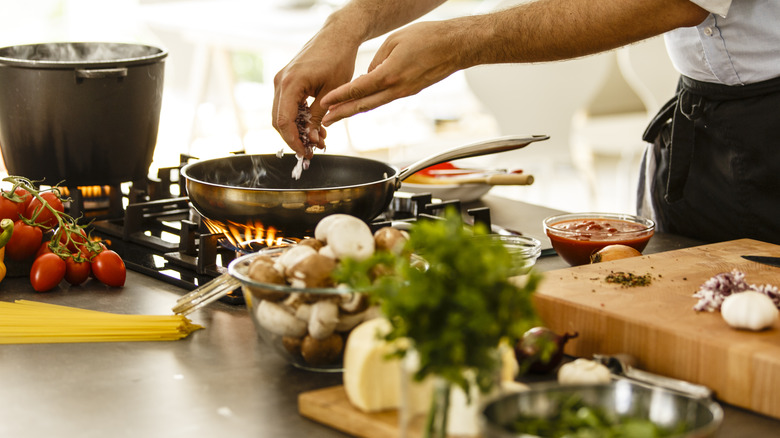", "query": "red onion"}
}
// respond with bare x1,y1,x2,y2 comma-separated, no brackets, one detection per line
514,327,578,374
